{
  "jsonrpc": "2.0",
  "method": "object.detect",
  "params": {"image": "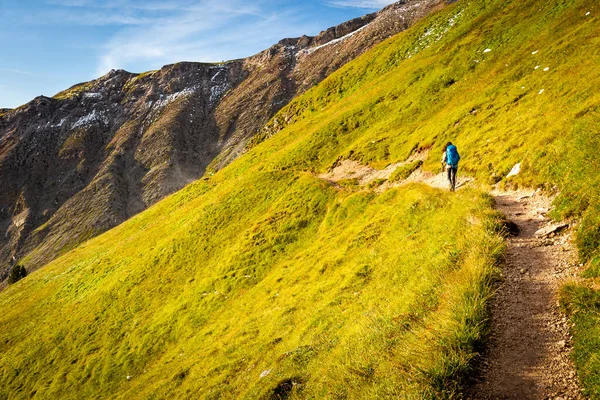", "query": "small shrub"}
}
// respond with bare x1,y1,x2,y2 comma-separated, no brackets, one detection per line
8,265,27,284
367,179,386,189
338,178,360,188
268,377,305,400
